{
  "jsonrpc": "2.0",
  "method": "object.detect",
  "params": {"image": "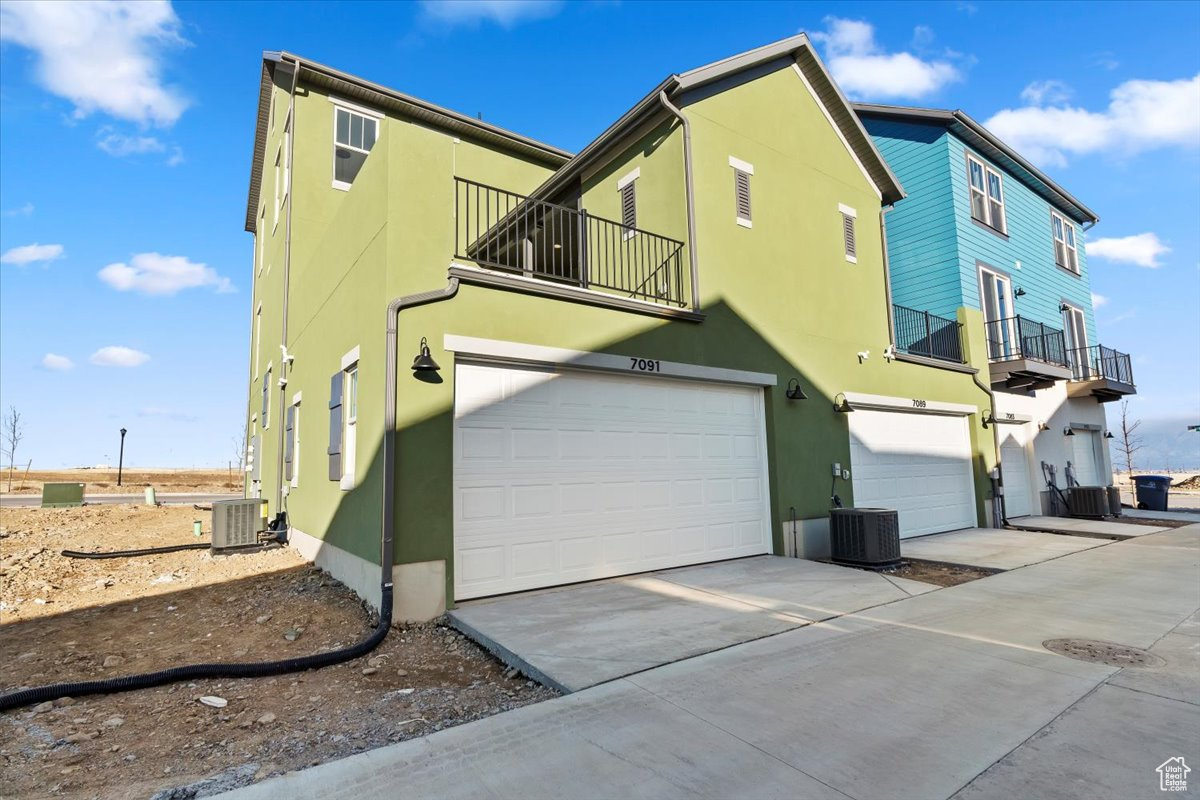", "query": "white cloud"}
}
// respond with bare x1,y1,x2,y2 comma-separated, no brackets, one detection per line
3,202,35,217
90,346,150,367
41,353,74,371
985,74,1200,167
1091,293,1108,308
96,127,165,157
0,0,188,126
138,406,197,422
812,17,962,100
166,146,185,166
419,0,562,28
1020,80,1071,106
1088,233,1171,268
98,252,233,295
1,242,64,265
